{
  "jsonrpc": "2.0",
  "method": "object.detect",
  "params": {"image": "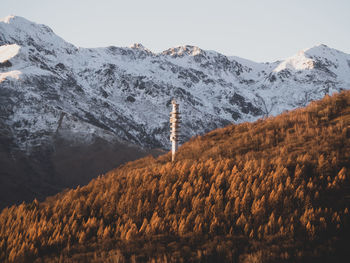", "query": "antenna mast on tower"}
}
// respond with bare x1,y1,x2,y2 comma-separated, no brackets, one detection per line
170,99,180,162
